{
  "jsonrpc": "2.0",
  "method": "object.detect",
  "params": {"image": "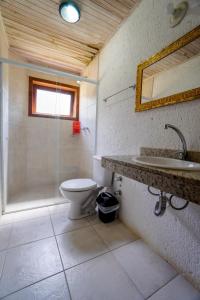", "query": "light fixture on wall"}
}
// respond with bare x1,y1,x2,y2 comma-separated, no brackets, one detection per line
167,0,200,27
167,1,188,27
59,1,80,23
